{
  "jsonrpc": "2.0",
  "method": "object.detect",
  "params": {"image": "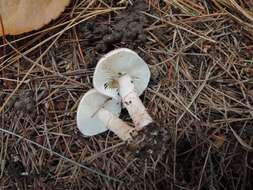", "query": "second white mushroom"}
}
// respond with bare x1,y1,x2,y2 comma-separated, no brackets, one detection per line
76,89,137,141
